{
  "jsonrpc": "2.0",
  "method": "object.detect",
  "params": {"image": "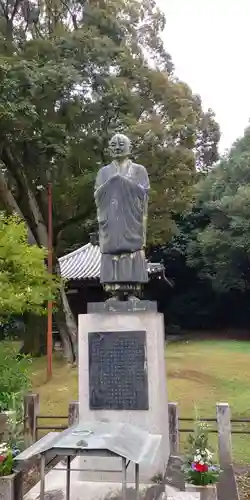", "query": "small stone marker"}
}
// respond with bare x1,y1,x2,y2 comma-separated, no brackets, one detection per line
165,456,185,491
